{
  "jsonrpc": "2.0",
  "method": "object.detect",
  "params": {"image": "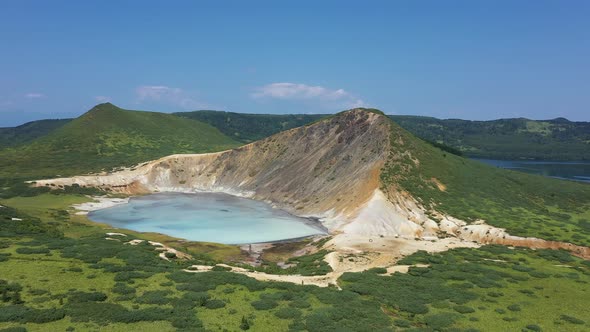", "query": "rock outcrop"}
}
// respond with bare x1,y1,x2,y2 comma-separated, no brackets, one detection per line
34,109,590,259
36,110,393,232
